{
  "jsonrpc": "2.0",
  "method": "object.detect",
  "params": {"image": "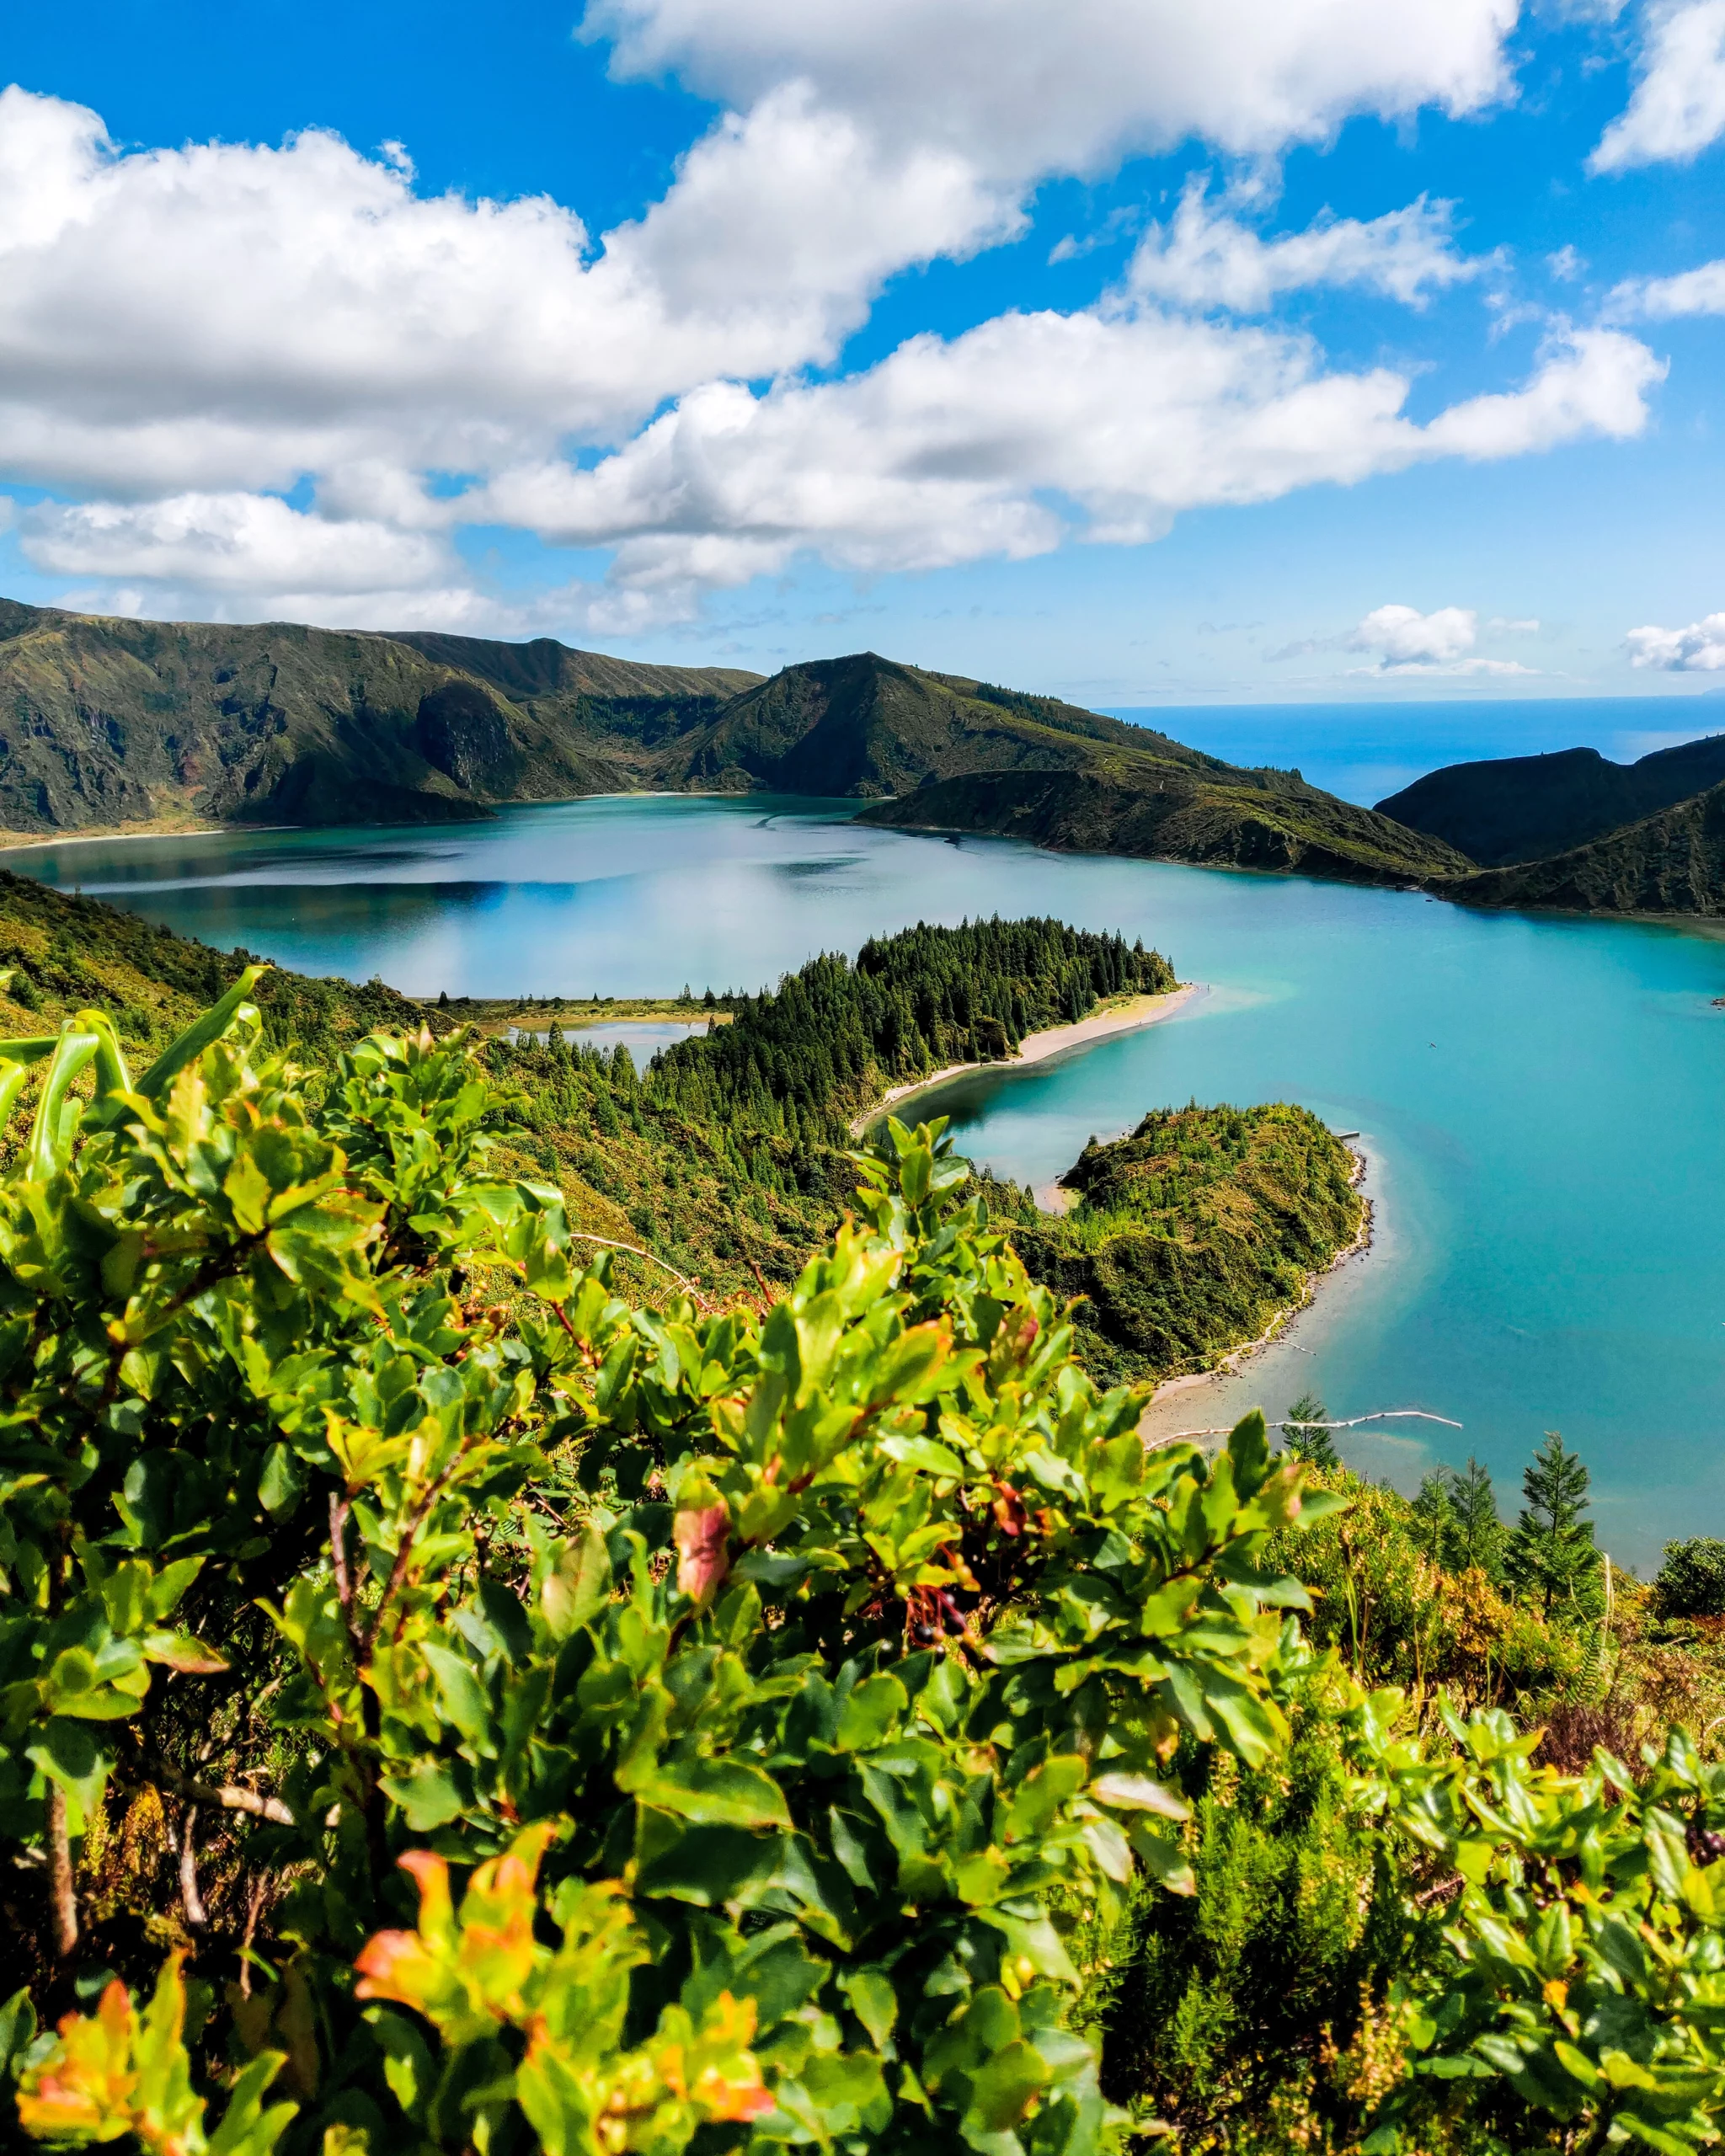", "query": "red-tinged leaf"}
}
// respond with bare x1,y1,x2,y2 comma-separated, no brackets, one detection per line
353,1930,442,2011
141,1630,230,1675
675,1491,730,1606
